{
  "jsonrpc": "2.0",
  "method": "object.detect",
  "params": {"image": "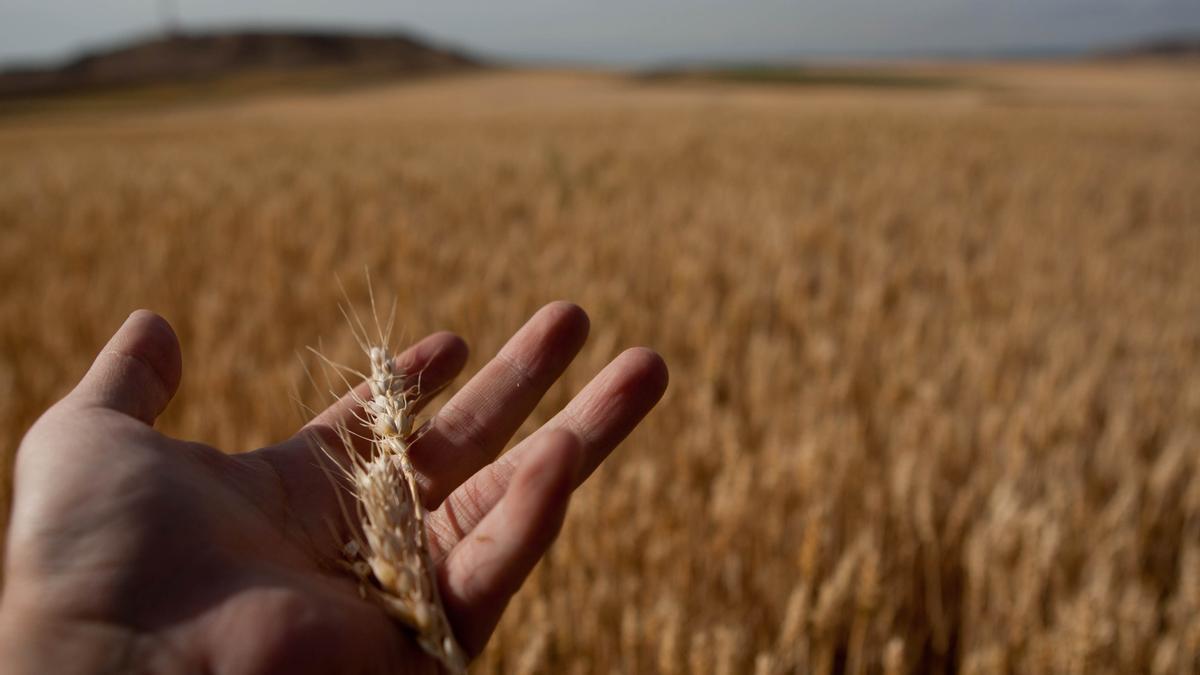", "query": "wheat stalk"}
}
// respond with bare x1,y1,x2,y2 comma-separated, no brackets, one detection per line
312,298,468,674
